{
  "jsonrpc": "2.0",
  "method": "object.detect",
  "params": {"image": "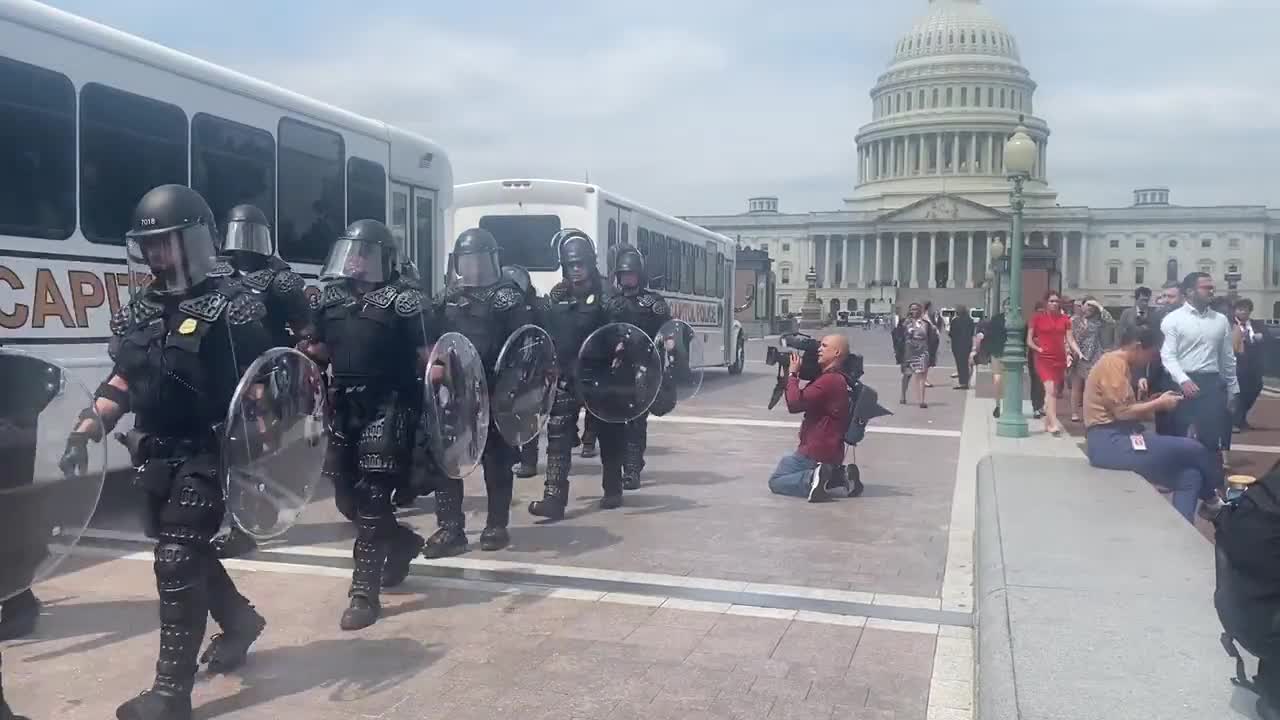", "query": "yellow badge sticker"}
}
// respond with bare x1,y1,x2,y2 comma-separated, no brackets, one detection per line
586,294,596,305
178,318,198,335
